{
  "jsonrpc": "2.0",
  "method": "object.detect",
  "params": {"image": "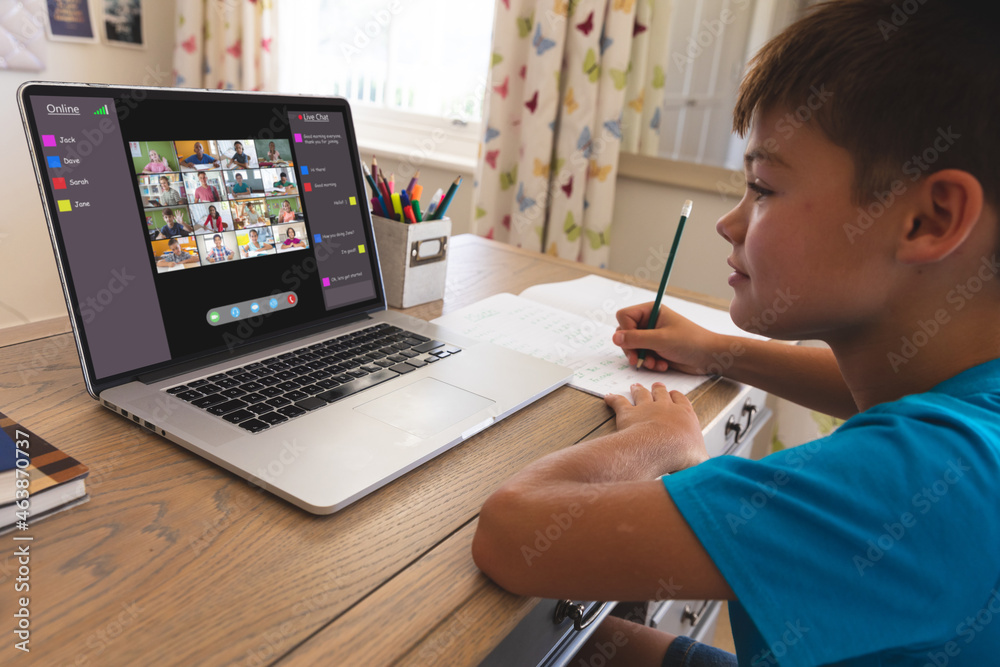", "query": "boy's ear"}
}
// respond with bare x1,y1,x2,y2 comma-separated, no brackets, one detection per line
896,169,984,264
